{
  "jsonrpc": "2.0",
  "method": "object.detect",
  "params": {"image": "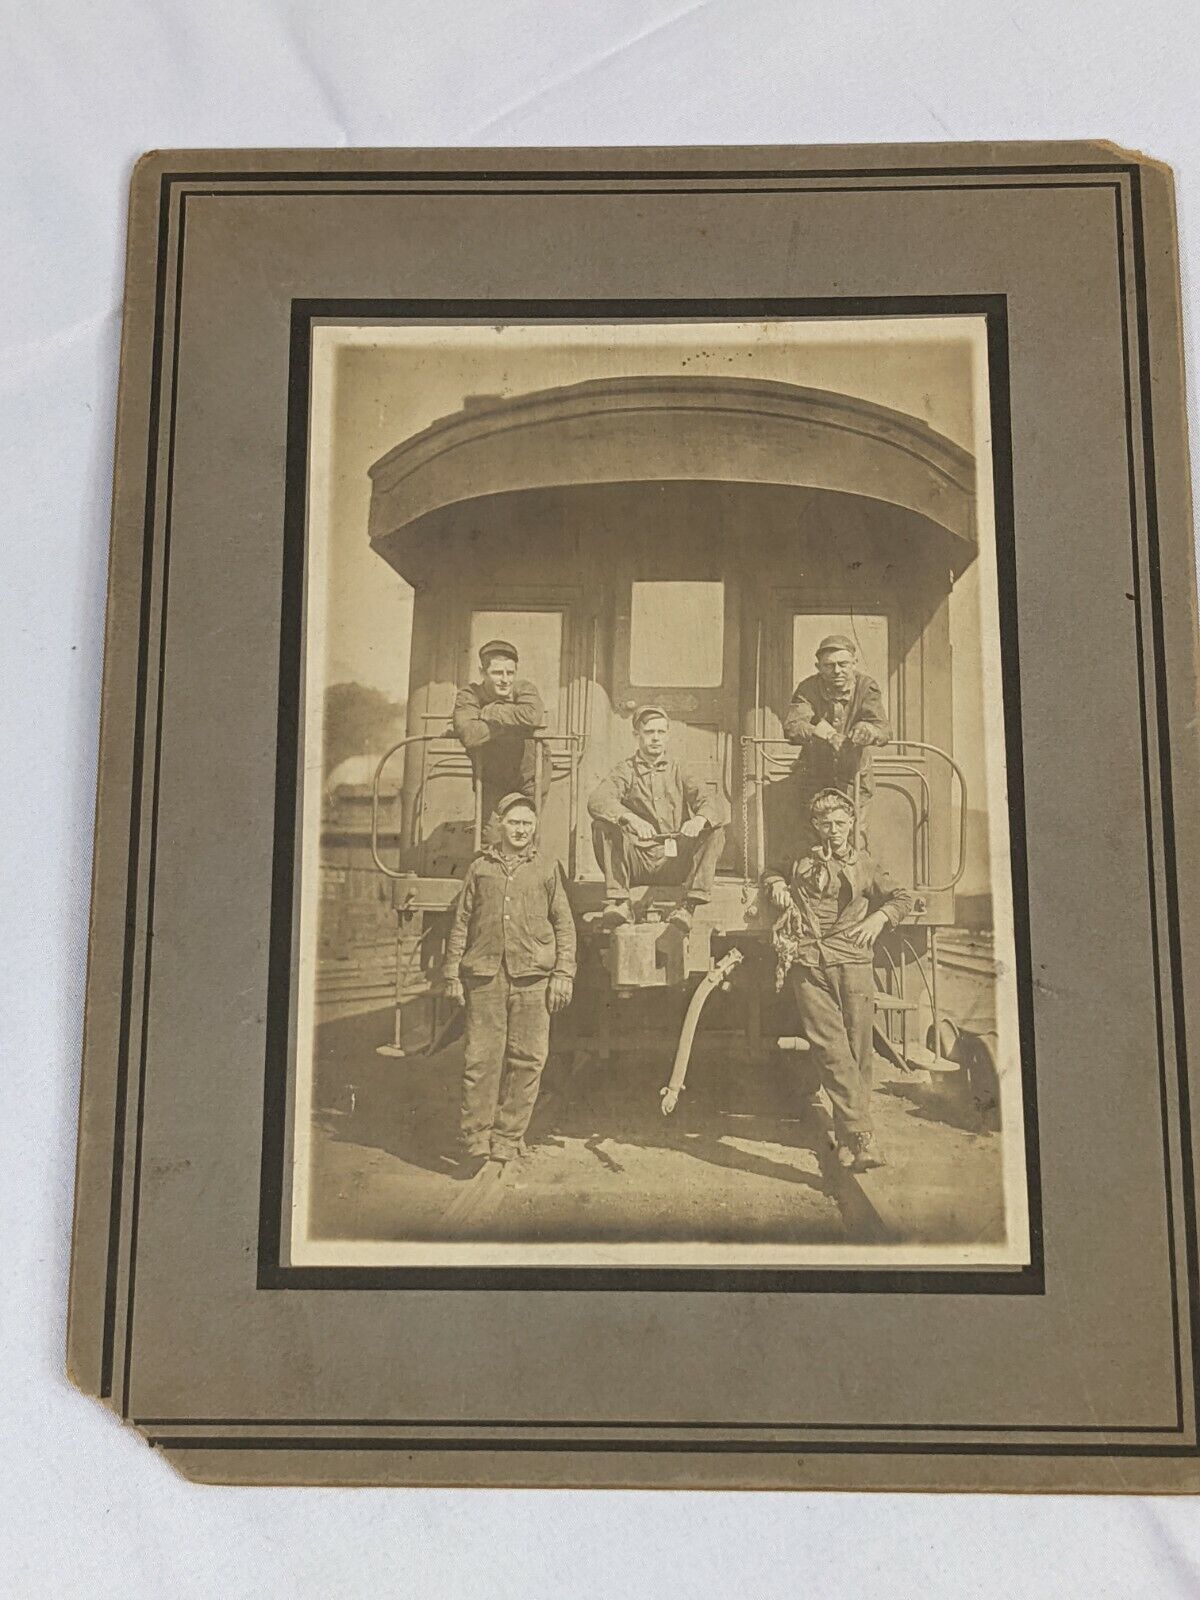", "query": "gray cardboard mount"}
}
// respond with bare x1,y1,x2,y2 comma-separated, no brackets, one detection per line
68,143,1200,1489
